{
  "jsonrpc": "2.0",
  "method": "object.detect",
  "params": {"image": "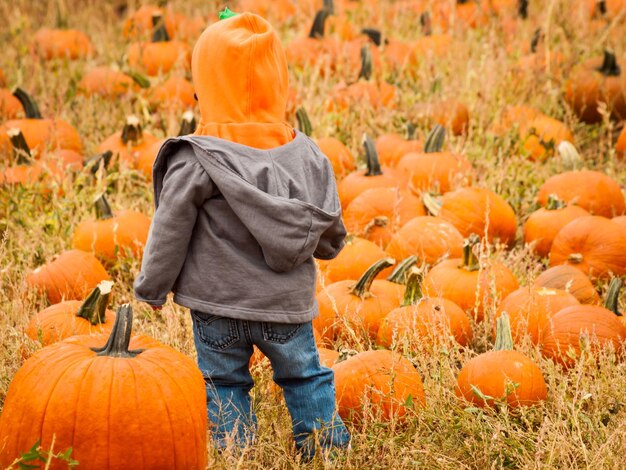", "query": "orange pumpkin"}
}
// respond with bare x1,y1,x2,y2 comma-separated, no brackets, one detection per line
316,136,356,179
128,13,191,76
72,194,151,263
332,349,426,421
534,265,600,305
315,258,402,340
321,236,394,284
97,116,160,167
413,99,470,136
343,187,426,247
337,135,406,208
0,128,45,186
0,89,23,120
286,9,334,70
26,281,115,346
122,5,178,39
537,170,625,218
549,216,626,278
147,75,195,111
613,215,626,229
0,305,208,470
377,268,472,348
524,195,591,258
318,347,340,368
32,28,93,60
78,66,148,99
423,234,519,322
457,313,547,407
424,187,517,246
397,125,473,194
375,123,423,168
494,286,580,345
